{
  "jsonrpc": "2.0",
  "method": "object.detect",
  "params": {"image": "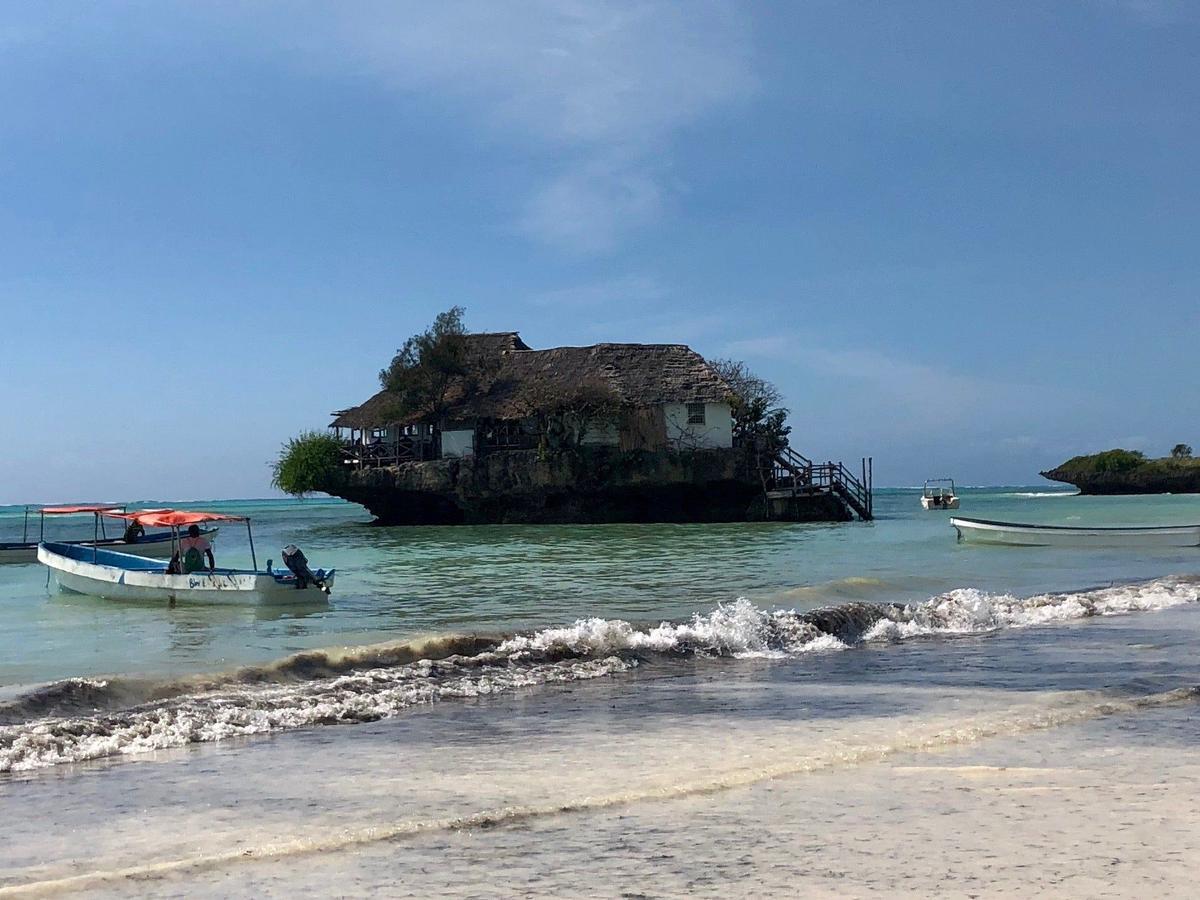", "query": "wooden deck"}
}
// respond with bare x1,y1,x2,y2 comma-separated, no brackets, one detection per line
763,447,873,521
